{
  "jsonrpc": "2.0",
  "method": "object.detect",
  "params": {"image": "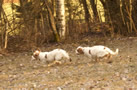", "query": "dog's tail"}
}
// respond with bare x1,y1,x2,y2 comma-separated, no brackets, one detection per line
106,48,119,55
